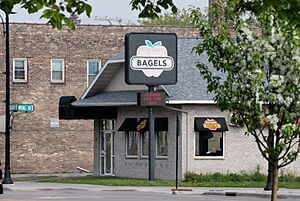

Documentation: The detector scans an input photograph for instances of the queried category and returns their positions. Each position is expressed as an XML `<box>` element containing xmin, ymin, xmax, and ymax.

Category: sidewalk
<box><xmin>3</xmin><ymin>181</ymin><xmax>300</xmax><ymax>199</ymax></box>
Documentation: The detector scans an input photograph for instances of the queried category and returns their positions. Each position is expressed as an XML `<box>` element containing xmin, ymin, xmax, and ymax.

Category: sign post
<box><xmin>125</xmin><ymin>33</ymin><xmax>177</xmax><ymax>180</ymax></box>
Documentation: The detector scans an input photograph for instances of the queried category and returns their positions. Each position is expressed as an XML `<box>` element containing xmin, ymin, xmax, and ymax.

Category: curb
<box><xmin>203</xmin><ymin>191</ymin><xmax>300</xmax><ymax>199</ymax></box>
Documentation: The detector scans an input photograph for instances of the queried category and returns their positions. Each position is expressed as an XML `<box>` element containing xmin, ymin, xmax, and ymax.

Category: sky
<box><xmin>9</xmin><ymin>0</ymin><xmax>208</xmax><ymax>25</ymax></box>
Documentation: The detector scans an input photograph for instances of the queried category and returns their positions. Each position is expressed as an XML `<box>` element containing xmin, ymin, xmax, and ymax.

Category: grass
<box><xmin>16</xmin><ymin>172</ymin><xmax>300</xmax><ymax>189</ymax></box>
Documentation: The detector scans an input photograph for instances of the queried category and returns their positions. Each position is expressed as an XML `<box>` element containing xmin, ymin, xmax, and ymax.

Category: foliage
<box><xmin>184</xmin><ymin>170</ymin><xmax>266</xmax><ymax>183</ymax></box>
<box><xmin>140</xmin><ymin>9</ymin><xmax>194</xmax><ymax>26</ymax></box>
<box><xmin>130</xmin><ymin>0</ymin><xmax>177</xmax><ymax>19</ymax></box>
<box><xmin>190</xmin><ymin>3</ymin><xmax>300</xmax><ymax>201</ymax></box>
<box><xmin>0</xmin><ymin>0</ymin><xmax>92</xmax><ymax>29</ymax></box>
<box><xmin>232</xmin><ymin>0</ymin><xmax>300</xmax><ymax>27</ymax></box>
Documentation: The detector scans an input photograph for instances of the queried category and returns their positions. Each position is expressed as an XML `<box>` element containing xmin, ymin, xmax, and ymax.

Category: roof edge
<box><xmin>80</xmin><ymin>59</ymin><xmax>125</xmax><ymax>99</ymax></box>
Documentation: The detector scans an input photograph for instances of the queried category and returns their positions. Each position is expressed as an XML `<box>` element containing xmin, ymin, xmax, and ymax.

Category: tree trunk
<box><xmin>271</xmin><ymin>162</ymin><xmax>279</xmax><ymax>201</ymax></box>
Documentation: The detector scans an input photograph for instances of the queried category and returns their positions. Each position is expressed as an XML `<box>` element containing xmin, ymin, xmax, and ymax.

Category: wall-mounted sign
<box><xmin>137</xmin><ymin>91</ymin><xmax>166</xmax><ymax>106</ymax></box>
<box><xmin>125</xmin><ymin>33</ymin><xmax>177</xmax><ymax>85</ymax></box>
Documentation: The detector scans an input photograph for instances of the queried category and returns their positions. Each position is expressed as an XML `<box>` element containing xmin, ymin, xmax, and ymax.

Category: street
<box><xmin>1</xmin><ymin>188</ymin><xmax>298</xmax><ymax>201</ymax></box>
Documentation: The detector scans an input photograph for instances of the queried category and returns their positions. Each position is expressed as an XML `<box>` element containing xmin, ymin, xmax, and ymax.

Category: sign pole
<box><xmin>3</xmin><ymin>12</ymin><xmax>13</xmax><ymax>184</ymax></box>
<box><xmin>148</xmin><ymin>85</ymin><xmax>155</xmax><ymax>180</ymax></box>
<box><xmin>175</xmin><ymin>115</ymin><xmax>180</xmax><ymax>189</ymax></box>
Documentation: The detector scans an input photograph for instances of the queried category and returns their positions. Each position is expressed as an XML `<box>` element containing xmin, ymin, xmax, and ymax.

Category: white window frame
<box><xmin>87</xmin><ymin>59</ymin><xmax>101</xmax><ymax>86</ymax></box>
<box><xmin>13</xmin><ymin>58</ymin><xmax>27</xmax><ymax>83</ymax></box>
<box><xmin>51</xmin><ymin>59</ymin><xmax>65</xmax><ymax>83</ymax></box>
<box><xmin>125</xmin><ymin>131</ymin><xmax>138</xmax><ymax>158</ymax></box>
<box><xmin>194</xmin><ymin>131</ymin><xmax>225</xmax><ymax>160</ymax></box>
<box><xmin>140</xmin><ymin>131</ymin><xmax>149</xmax><ymax>158</ymax></box>
<box><xmin>156</xmin><ymin>131</ymin><xmax>168</xmax><ymax>158</ymax></box>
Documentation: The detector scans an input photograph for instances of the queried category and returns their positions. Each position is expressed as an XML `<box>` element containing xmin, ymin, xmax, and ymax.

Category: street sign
<box><xmin>125</xmin><ymin>32</ymin><xmax>177</xmax><ymax>85</ymax></box>
<box><xmin>10</xmin><ymin>103</ymin><xmax>34</xmax><ymax>113</ymax></box>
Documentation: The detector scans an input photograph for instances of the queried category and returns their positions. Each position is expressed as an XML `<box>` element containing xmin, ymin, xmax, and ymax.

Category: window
<box><xmin>51</xmin><ymin>59</ymin><xmax>64</xmax><ymax>83</ymax></box>
<box><xmin>195</xmin><ymin>131</ymin><xmax>224</xmax><ymax>157</ymax></box>
<box><xmin>13</xmin><ymin>58</ymin><xmax>27</xmax><ymax>82</ymax></box>
<box><xmin>156</xmin><ymin>131</ymin><xmax>168</xmax><ymax>157</ymax></box>
<box><xmin>126</xmin><ymin>131</ymin><xmax>138</xmax><ymax>157</ymax></box>
<box><xmin>87</xmin><ymin>60</ymin><xmax>101</xmax><ymax>86</ymax></box>
<box><xmin>141</xmin><ymin>131</ymin><xmax>149</xmax><ymax>157</ymax></box>
<box><xmin>141</xmin><ymin>131</ymin><xmax>168</xmax><ymax>157</ymax></box>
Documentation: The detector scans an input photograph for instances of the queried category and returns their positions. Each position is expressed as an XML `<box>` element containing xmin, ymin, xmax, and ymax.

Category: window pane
<box><xmin>88</xmin><ymin>75</ymin><xmax>96</xmax><ymax>85</ymax></box>
<box><xmin>15</xmin><ymin>70</ymin><xmax>25</xmax><ymax>79</ymax></box>
<box><xmin>157</xmin><ymin>131</ymin><xmax>168</xmax><ymax>156</ymax></box>
<box><xmin>195</xmin><ymin>132</ymin><xmax>223</xmax><ymax>157</ymax></box>
<box><xmin>52</xmin><ymin>61</ymin><xmax>62</xmax><ymax>71</ymax></box>
<box><xmin>126</xmin><ymin>132</ymin><xmax>138</xmax><ymax>156</ymax></box>
<box><xmin>89</xmin><ymin>62</ymin><xmax>99</xmax><ymax>74</ymax></box>
<box><xmin>52</xmin><ymin>71</ymin><xmax>62</xmax><ymax>80</ymax></box>
<box><xmin>141</xmin><ymin>132</ymin><xmax>149</xmax><ymax>156</ymax></box>
<box><xmin>15</xmin><ymin>61</ymin><xmax>24</xmax><ymax>69</ymax></box>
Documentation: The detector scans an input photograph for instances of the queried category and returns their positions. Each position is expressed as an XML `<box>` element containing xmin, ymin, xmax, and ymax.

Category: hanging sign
<box><xmin>125</xmin><ymin>32</ymin><xmax>177</xmax><ymax>85</ymax></box>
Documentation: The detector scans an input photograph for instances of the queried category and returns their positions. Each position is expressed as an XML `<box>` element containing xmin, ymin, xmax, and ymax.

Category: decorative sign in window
<box><xmin>203</xmin><ymin>119</ymin><xmax>221</xmax><ymax>131</ymax></box>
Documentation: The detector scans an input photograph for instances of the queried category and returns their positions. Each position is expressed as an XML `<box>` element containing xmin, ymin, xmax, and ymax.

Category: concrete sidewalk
<box><xmin>2</xmin><ymin>181</ymin><xmax>300</xmax><ymax>199</ymax></box>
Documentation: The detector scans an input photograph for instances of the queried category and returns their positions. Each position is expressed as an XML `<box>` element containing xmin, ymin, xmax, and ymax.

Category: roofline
<box><xmin>167</xmin><ymin>100</ymin><xmax>215</xmax><ymax>104</ymax></box>
<box><xmin>72</xmin><ymin>99</ymin><xmax>215</xmax><ymax>107</ymax></box>
<box><xmin>72</xmin><ymin>101</ymin><xmax>136</xmax><ymax>107</ymax></box>
<box><xmin>81</xmin><ymin>59</ymin><xmax>125</xmax><ymax>99</ymax></box>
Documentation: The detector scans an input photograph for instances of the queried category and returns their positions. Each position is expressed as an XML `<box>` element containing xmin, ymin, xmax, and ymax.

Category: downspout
<box><xmin>163</xmin><ymin>106</ymin><xmax>189</xmax><ymax>177</ymax></box>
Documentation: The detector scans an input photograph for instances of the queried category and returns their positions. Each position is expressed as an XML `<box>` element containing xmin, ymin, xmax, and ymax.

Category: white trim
<box><xmin>193</xmin><ymin>131</ymin><xmax>225</xmax><ymax>159</ymax></box>
<box><xmin>13</xmin><ymin>58</ymin><xmax>27</xmax><ymax>83</ymax></box>
<box><xmin>51</xmin><ymin>59</ymin><xmax>65</xmax><ymax>83</ymax></box>
<box><xmin>156</xmin><ymin>131</ymin><xmax>168</xmax><ymax>158</ymax></box>
<box><xmin>71</xmin><ymin>101</ymin><xmax>137</xmax><ymax>107</ymax></box>
<box><xmin>81</xmin><ymin>59</ymin><xmax>124</xmax><ymax>99</ymax></box>
<box><xmin>87</xmin><ymin>59</ymin><xmax>101</xmax><ymax>87</ymax></box>
<box><xmin>125</xmin><ymin>131</ymin><xmax>138</xmax><ymax>158</ymax></box>
<box><xmin>167</xmin><ymin>100</ymin><xmax>215</xmax><ymax>104</ymax></box>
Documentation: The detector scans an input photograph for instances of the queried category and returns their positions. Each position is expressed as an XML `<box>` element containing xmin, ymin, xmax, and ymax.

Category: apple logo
<box><xmin>130</xmin><ymin>40</ymin><xmax>173</xmax><ymax>77</ymax></box>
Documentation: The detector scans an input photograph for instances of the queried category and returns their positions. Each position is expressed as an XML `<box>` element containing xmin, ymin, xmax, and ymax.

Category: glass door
<box><xmin>100</xmin><ymin>120</ymin><xmax>115</xmax><ymax>175</ymax></box>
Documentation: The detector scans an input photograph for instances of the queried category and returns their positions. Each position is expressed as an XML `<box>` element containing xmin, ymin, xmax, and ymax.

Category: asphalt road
<box><xmin>1</xmin><ymin>188</ymin><xmax>299</xmax><ymax>201</ymax></box>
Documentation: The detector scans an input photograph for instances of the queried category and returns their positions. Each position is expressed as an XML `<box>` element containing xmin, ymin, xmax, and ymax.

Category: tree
<box><xmin>130</xmin><ymin>0</ymin><xmax>177</xmax><ymax>19</ymax></box>
<box><xmin>190</xmin><ymin>6</ymin><xmax>300</xmax><ymax>201</ymax></box>
<box><xmin>0</xmin><ymin>0</ymin><xmax>92</xmax><ymax>29</ymax></box>
<box><xmin>232</xmin><ymin>0</ymin><xmax>300</xmax><ymax>27</ymax></box>
<box><xmin>139</xmin><ymin>9</ymin><xmax>194</xmax><ymax>26</ymax></box>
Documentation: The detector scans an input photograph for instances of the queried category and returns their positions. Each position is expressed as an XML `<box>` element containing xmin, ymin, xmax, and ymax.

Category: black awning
<box><xmin>118</xmin><ymin>118</ymin><xmax>138</xmax><ymax>131</ymax></box>
<box><xmin>118</xmin><ymin>117</ymin><xmax>168</xmax><ymax>132</ymax></box>
<box><xmin>136</xmin><ymin>118</ymin><xmax>168</xmax><ymax>132</ymax></box>
<box><xmin>194</xmin><ymin>117</ymin><xmax>228</xmax><ymax>132</ymax></box>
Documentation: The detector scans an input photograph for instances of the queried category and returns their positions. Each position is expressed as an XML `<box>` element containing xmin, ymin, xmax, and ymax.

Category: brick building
<box><xmin>0</xmin><ymin>23</ymin><xmax>197</xmax><ymax>175</ymax></box>
<box><xmin>1</xmin><ymin>23</ymin><xmax>300</xmax><ymax>180</ymax></box>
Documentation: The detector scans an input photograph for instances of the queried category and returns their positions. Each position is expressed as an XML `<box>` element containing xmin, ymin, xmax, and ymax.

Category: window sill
<box><xmin>194</xmin><ymin>156</ymin><xmax>225</xmax><ymax>160</ymax></box>
<box><xmin>125</xmin><ymin>156</ymin><xmax>138</xmax><ymax>159</ymax></box>
<box><xmin>13</xmin><ymin>80</ymin><xmax>27</xmax><ymax>83</ymax></box>
<box><xmin>51</xmin><ymin>81</ymin><xmax>65</xmax><ymax>84</ymax></box>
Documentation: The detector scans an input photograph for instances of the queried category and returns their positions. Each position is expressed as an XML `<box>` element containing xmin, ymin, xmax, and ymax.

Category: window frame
<box><xmin>140</xmin><ymin>131</ymin><xmax>149</xmax><ymax>158</ymax></box>
<box><xmin>87</xmin><ymin>59</ymin><xmax>101</xmax><ymax>86</ymax></box>
<box><xmin>13</xmin><ymin>58</ymin><xmax>27</xmax><ymax>83</ymax></box>
<box><xmin>156</xmin><ymin>131</ymin><xmax>168</xmax><ymax>158</ymax></box>
<box><xmin>125</xmin><ymin>131</ymin><xmax>138</xmax><ymax>158</ymax></box>
<box><xmin>51</xmin><ymin>59</ymin><xmax>65</xmax><ymax>83</ymax></box>
<box><xmin>194</xmin><ymin>131</ymin><xmax>225</xmax><ymax>160</ymax></box>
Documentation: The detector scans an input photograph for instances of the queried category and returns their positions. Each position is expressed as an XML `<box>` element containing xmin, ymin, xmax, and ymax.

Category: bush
<box><xmin>184</xmin><ymin>168</ymin><xmax>266</xmax><ymax>183</ymax></box>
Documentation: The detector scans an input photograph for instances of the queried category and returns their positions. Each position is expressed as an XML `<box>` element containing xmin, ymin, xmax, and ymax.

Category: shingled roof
<box><xmin>72</xmin><ymin>38</ymin><xmax>219</xmax><ymax>107</ymax></box>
